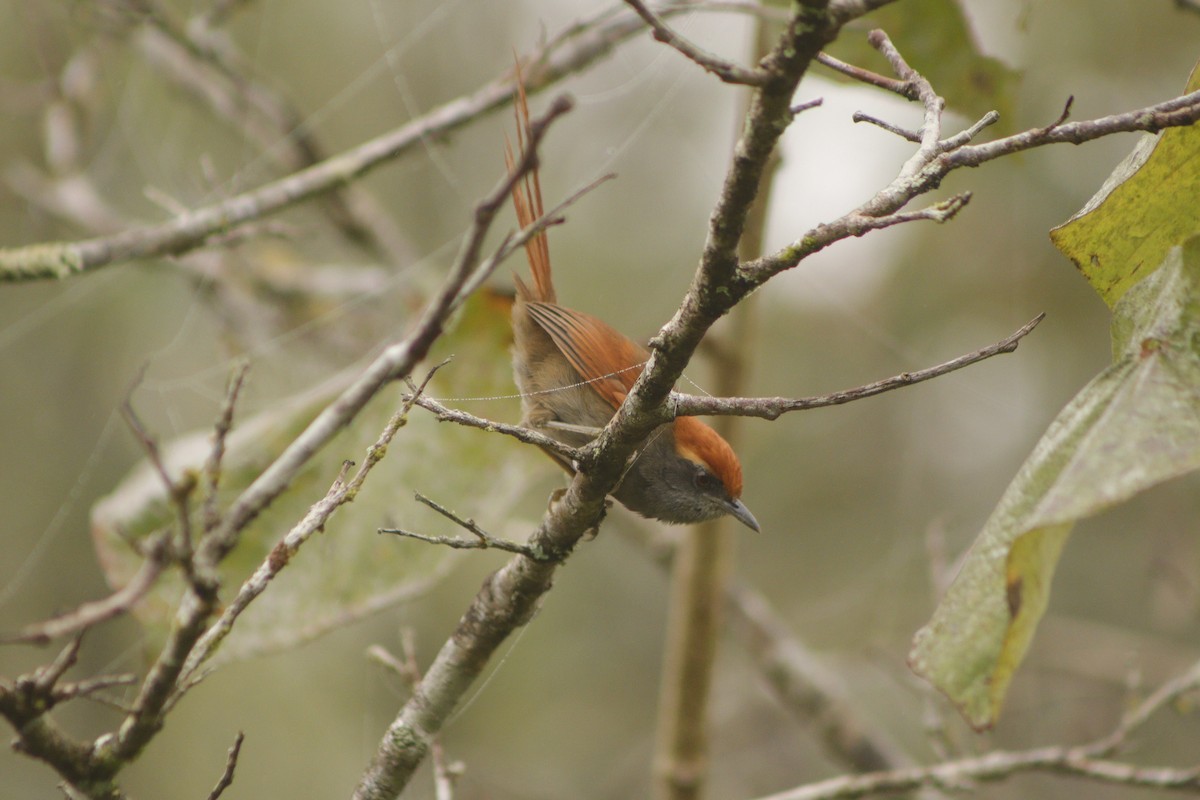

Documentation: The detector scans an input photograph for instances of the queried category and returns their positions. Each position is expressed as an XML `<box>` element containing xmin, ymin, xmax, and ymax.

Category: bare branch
<box><xmin>1085</xmin><ymin>658</ymin><xmax>1200</xmax><ymax>756</ymax></box>
<box><xmin>121</xmin><ymin>374</ymin><xmax>197</xmax><ymax>566</ymax></box>
<box><xmin>50</xmin><ymin>674</ymin><xmax>138</xmax><ymax>706</ymax></box>
<box><xmin>672</xmin><ymin>313</ymin><xmax>1043</xmax><ymax>420</ymax></box>
<box><xmin>817</xmin><ymin>51</ymin><xmax>917</xmax><ymax>98</ymax></box>
<box><xmin>743</xmin><ymin>82</ymin><xmax>1200</xmax><ymax>282</ymax></box>
<box><xmin>936</xmin><ymin>110</ymin><xmax>1001</xmax><ymax>151</ymax></box>
<box><xmin>789</xmin><ymin>97</ymin><xmax>825</xmax><ymax>116</ymax></box>
<box><xmin>202</xmin><ymin>361</ymin><xmax>249</xmax><ymax>536</ymax></box>
<box><xmin>0</xmin><ymin>7</ymin><xmax>670</xmax><ymax>283</ymax></box>
<box><xmin>852</xmin><ymin>110</ymin><xmax>920</xmax><ymax>141</ymax></box>
<box><xmin>380</xmin><ymin>492</ymin><xmax>559</xmax><ymax>563</ymax></box>
<box><xmin>1</xmin><ymin>535</ymin><xmax>169</xmax><ymax>645</ymax></box>
<box><xmin>864</xmin><ymin>30</ymin><xmax>946</xmax><ymax>180</ymax></box>
<box><xmin>354</xmin><ymin>9</ymin><xmax>861</xmax><ymax>797</ymax></box>
<box><xmin>622</xmin><ymin>521</ymin><xmax>917</xmax><ymax>776</ymax></box>
<box><xmin>33</xmin><ymin>637</ymin><xmax>84</xmax><ymax>695</ymax></box>
<box><xmin>753</xmin><ymin>749</ymin><xmax>1200</xmax><ymax>800</ymax></box>
<box><xmin>367</xmin><ymin>636</ymin><xmax>463</xmax><ymax>800</ymax></box>
<box><xmin>179</xmin><ymin>361</ymin><xmax>446</xmax><ymax>683</ymax></box>
<box><xmin>197</xmin><ymin>95</ymin><xmax>573</xmax><ymax>573</ymax></box>
<box><xmin>132</xmin><ymin>0</ymin><xmax>414</xmax><ymax>264</ymax></box>
<box><xmin>205</xmin><ymin>731</ymin><xmax>245</xmax><ymax>800</ymax></box>
<box><xmin>457</xmin><ymin>171</ymin><xmax>616</xmax><ymax>307</ymax></box>
<box><xmin>624</xmin><ymin>0</ymin><xmax>769</xmax><ymax>85</ymax></box>
<box><xmin>946</xmin><ymin>90</ymin><xmax>1200</xmax><ymax>164</ymax></box>
<box><xmin>97</xmin><ymin>101</ymin><xmax>571</xmax><ymax>762</ymax></box>
<box><xmin>408</xmin><ymin>393</ymin><xmax>581</xmax><ymax>463</ymax></box>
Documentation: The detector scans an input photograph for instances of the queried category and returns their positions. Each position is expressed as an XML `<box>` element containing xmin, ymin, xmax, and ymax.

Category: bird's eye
<box><xmin>693</xmin><ymin>469</ymin><xmax>720</xmax><ymax>492</ymax></box>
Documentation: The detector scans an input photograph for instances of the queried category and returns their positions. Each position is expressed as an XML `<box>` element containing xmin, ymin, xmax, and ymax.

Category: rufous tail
<box><xmin>505</xmin><ymin>60</ymin><xmax>555</xmax><ymax>304</ymax></box>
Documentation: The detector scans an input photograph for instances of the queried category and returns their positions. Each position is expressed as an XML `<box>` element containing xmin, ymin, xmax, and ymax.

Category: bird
<box><xmin>504</xmin><ymin>75</ymin><xmax>759</xmax><ymax>533</ymax></box>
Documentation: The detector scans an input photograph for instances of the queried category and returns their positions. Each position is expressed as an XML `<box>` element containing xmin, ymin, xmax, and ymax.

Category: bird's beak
<box><xmin>724</xmin><ymin>498</ymin><xmax>761</xmax><ymax>533</ymax></box>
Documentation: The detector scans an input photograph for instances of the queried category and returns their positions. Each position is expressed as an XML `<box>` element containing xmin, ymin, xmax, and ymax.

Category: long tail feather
<box><xmin>505</xmin><ymin>60</ymin><xmax>555</xmax><ymax>304</ymax></box>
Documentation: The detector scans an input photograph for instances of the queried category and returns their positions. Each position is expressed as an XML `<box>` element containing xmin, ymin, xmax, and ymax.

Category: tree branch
<box><xmin>352</xmin><ymin>6</ymin><xmax>854</xmax><ymax>798</ymax></box>
<box><xmin>754</xmin><ymin>749</ymin><xmax>1200</xmax><ymax>800</ymax></box>
<box><xmin>178</xmin><ymin>363</ymin><xmax>435</xmax><ymax>685</ymax></box>
<box><xmin>408</xmin><ymin>394</ymin><xmax>581</xmax><ymax>463</ymax></box>
<box><xmin>817</xmin><ymin>51</ymin><xmax>916</xmax><ymax>98</ymax></box>
<box><xmin>198</xmin><ymin>95</ymin><xmax>573</xmax><ymax>571</ymax></box>
<box><xmin>380</xmin><ymin>491</ymin><xmax>560</xmax><ymax>563</ymax></box>
<box><xmin>0</xmin><ymin>535</ymin><xmax>169</xmax><ymax>645</ymax></box>
<box><xmin>743</xmin><ymin>32</ymin><xmax>1200</xmax><ymax>283</ymax></box>
<box><xmin>0</xmin><ymin>7</ymin><xmax>635</xmax><ymax>282</ymax></box>
<box><xmin>624</xmin><ymin>0</ymin><xmax>769</xmax><ymax>85</ymax></box>
<box><xmin>670</xmin><ymin>313</ymin><xmax>1044</xmax><ymax>419</ymax></box>
<box><xmin>0</xmin><ymin>1</ymin><xmax>764</xmax><ymax>284</ymax></box>
<box><xmin>204</xmin><ymin>731</ymin><xmax>245</xmax><ymax>800</ymax></box>
<box><xmin>749</xmin><ymin>654</ymin><xmax>1200</xmax><ymax>799</ymax></box>
<box><xmin>624</xmin><ymin>522</ymin><xmax>918</xmax><ymax>776</ymax></box>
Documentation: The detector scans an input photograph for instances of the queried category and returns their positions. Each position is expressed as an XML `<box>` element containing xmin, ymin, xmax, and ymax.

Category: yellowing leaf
<box><xmin>1050</xmin><ymin>61</ymin><xmax>1200</xmax><ymax>306</ymax></box>
<box><xmin>910</xmin><ymin>236</ymin><xmax>1200</xmax><ymax>729</ymax></box>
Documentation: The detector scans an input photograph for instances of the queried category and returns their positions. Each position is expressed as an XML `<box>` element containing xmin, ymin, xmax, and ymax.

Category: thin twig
<box><xmin>205</xmin><ymin>731</ymin><xmax>245</xmax><ymax>800</ymax></box>
<box><xmin>32</xmin><ymin>636</ymin><xmax>84</xmax><ymax>695</ymax></box>
<box><xmin>623</xmin><ymin>0</ymin><xmax>768</xmax><ymax>86</ymax></box>
<box><xmin>408</xmin><ymin>394</ymin><xmax>580</xmax><ymax>463</ymax></box>
<box><xmin>1084</xmin><ymin>658</ymin><xmax>1200</xmax><ymax>757</ymax></box>
<box><xmin>367</xmin><ymin>644</ymin><xmax>413</xmax><ymax>681</ymax></box>
<box><xmin>179</xmin><ymin>362</ymin><xmax>446</xmax><ymax>684</ymax></box>
<box><xmin>852</xmin><ymin>110</ymin><xmax>920</xmax><ymax>142</ymax></box>
<box><xmin>354</xmin><ymin>10</ymin><xmax>868</xmax><ymax>797</ymax></box>
<box><xmin>816</xmin><ymin>51</ymin><xmax>917</xmax><ymax>99</ymax></box>
<box><xmin>937</xmin><ymin>110</ymin><xmax>1001</xmax><ymax>151</ymax></box>
<box><xmin>866</xmin><ymin>30</ymin><xmax>946</xmax><ymax>181</ymax></box>
<box><xmin>457</xmin><ymin>171</ymin><xmax>616</xmax><ymax>307</ymax></box>
<box><xmin>622</xmin><ymin>520</ymin><xmax>915</xmax><ymax>776</ymax></box>
<box><xmin>202</xmin><ymin>361</ymin><xmax>249</xmax><ymax>537</ymax></box>
<box><xmin>0</xmin><ymin>8</ymin><xmax>664</xmax><ymax>282</ymax></box>
<box><xmin>121</xmin><ymin>371</ymin><xmax>197</xmax><ymax>568</ymax></box>
<box><xmin>752</xmin><ymin>749</ymin><xmax>1200</xmax><ymax>800</ymax></box>
<box><xmin>198</xmin><ymin>95</ymin><xmax>572</xmax><ymax>572</ymax></box>
<box><xmin>1</xmin><ymin>535</ymin><xmax>169</xmax><ymax>645</ymax></box>
<box><xmin>50</xmin><ymin>674</ymin><xmax>139</xmax><ymax>705</ymax></box>
<box><xmin>379</xmin><ymin>493</ymin><xmax>559</xmax><ymax>563</ymax></box>
<box><xmin>672</xmin><ymin>312</ymin><xmax>1042</xmax><ymax>420</ymax></box>
<box><xmin>789</xmin><ymin>97</ymin><xmax>824</xmax><ymax>116</ymax></box>
<box><xmin>1038</xmin><ymin>95</ymin><xmax>1075</xmax><ymax>134</ymax></box>
<box><xmin>396</xmin><ymin>633</ymin><xmax>461</xmax><ymax>800</ymax></box>
<box><xmin>748</xmin><ymin>101</ymin><xmax>1200</xmax><ymax>279</ymax></box>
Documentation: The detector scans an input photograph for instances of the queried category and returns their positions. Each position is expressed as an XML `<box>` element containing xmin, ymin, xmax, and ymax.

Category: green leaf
<box><xmin>1050</xmin><ymin>61</ymin><xmax>1200</xmax><ymax>307</ymax></box>
<box><xmin>909</xmin><ymin>236</ymin><xmax>1200</xmax><ymax>729</ymax></box>
<box><xmin>91</xmin><ymin>292</ymin><xmax>540</xmax><ymax>665</ymax></box>
<box><xmin>825</xmin><ymin>0</ymin><xmax>1019</xmax><ymax>126</ymax></box>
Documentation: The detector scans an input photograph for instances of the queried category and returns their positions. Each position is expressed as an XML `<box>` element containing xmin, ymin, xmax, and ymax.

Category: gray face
<box><xmin>611</xmin><ymin>424</ymin><xmax>759</xmax><ymax>531</ymax></box>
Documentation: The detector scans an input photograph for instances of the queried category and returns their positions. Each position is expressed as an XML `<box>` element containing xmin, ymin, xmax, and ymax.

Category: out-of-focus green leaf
<box><xmin>91</xmin><ymin>291</ymin><xmax>540</xmax><ymax>665</ymax></box>
<box><xmin>1050</xmin><ymin>61</ymin><xmax>1200</xmax><ymax>306</ymax></box>
<box><xmin>824</xmin><ymin>0</ymin><xmax>1019</xmax><ymax>126</ymax></box>
<box><xmin>909</xmin><ymin>236</ymin><xmax>1200</xmax><ymax>730</ymax></box>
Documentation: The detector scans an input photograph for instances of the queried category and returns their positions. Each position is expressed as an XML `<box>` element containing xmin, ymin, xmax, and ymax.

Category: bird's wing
<box><xmin>525</xmin><ymin>301</ymin><xmax>649</xmax><ymax>411</ymax></box>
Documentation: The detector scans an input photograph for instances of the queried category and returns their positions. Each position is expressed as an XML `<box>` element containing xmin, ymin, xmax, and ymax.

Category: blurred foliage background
<box><xmin>1</xmin><ymin>1</ymin><xmax>1199</xmax><ymax>798</ymax></box>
